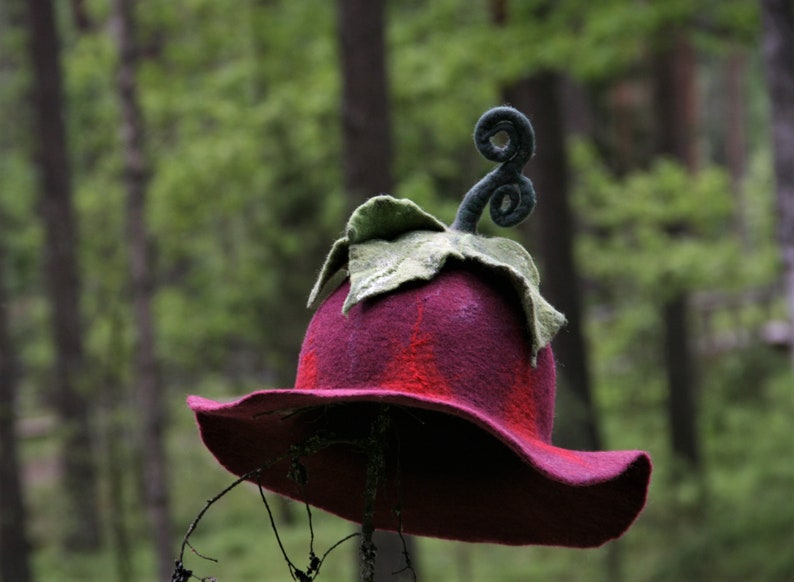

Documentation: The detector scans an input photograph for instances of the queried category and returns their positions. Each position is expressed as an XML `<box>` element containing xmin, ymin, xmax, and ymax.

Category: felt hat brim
<box><xmin>189</xmin><ymin>386</ymin><xmax>651</xmax><ymax>548</ymax></box>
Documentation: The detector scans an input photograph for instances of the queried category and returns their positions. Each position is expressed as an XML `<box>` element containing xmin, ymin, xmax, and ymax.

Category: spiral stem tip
<box><xmin>452</xmin><ymin>107</ymin><xmax>536</xmax><ymax>233</ymax></box>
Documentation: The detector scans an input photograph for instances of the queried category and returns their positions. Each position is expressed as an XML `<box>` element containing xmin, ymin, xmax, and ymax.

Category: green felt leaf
<box><xmin>346</xmin><ymin>195</ymin><xmax>446</xmax><ymax>243</ymax></box>
<box><xmin>307</xmin><ymin>236</ymin><xmax>349</xmax><ymax>308</ymax></box>
<box><xmin>345</xmin><ymin>230</ymin><xmax>565</xmax><ymax>362</ymax></box>
<box><xmin>307</xmin><ymin>195</ymin><xmax>565</xmax><ymax>362</ymax></box>
<box><xmin>308</xmin><ymin>196</ymin><xmax>445</xmax><ymax>307</ymax></box>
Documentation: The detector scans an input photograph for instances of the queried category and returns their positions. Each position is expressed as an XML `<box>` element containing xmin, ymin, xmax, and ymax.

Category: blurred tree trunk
<box><xmin>97</xmin><ymin>304</ymin><xmax>134</xmax><ymax>581</ymax></box>
<box><xmin>112</xmin><ymin>0</ymin><xmax>173</xmax><ymax>579</ymax></box>
<box><xmin>0</xmin><ymin>216</ymin><xmax>33</xmax><ymax>582</ymax></box>
<box><xmin>337</xmin><ymin>1</ymin><xmax>417</xmax><ymax>580</ymax></box>
<box><xmin>248</xmin><ymin>0</ymin><xmax>274</xmax><ymax>100</ymax></box>
<box><xmin>25</xmin><ymin>0</ymin><xmax>102</xmax><ymax>550</ymax></box>
<box><xmin>493</xmin><ymin>0</ymin><xmax>602</xmax><ymax>453</ymax></box>
<box><xmin>504</xmin><ymin>75</ymin><xmax>603</xmax><ymax>453</ymax></box>
<box><xmin>652</xmin><ymin>31</ymin><xmax>701</xmax><ymax>469</ymax></box>
<box><xmin>760</xmin><ymin>0</ymin><xmax>794</xmax><ymax>368</ymax></box>
<box><xmin>69</xmin><ymin>0</ymin><xmax>92</xmax><ymax>32</ymax></box>
<box><xmin>338</xmin><ymin>0</ymin><xmax>393</xmax><ymax>210</ymax></box>
<box><xmin>561</xmin><ymin>77</ymin><xmax>594</xmax><ymax>139</ymax></box>
<box><xmin>724</xmin><ymin>51</ymin><xmax>750</xmax><ymax>250</ymax></box>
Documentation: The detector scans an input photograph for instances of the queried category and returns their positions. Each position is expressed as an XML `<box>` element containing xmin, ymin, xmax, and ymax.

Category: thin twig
<box><xmin>185</xmin><ymin>540</ymin><xmax>218</xmax><ymax>563</ymax></box>
<box><xmin>175</xmin><ymin>425</ymin><xmax>409</xmax><ymax>581</ymax></box>
<box><xmin>312</xmin><ymin>532</ymin><xmax>361</xmax><ymax>579</ymax></box>
<box><xmin>178</xmin><ymin>465</ymin><xmax>267</xmax><ymax>563</ymax></box>
<box><xmin>291</xmin><ymin>458</ymin><xmax>316</xmax><ymax>557</ymax></box>
<box><xmin>258</xmin><ymin>473</ymin><xmax>299</xmax><ymax>580</ymax></box>
<box><xmin>177</xmin><ymin>434</ymin><xmax>360</xmax><ymax>564</ymax></box>
<box><xmin>392</xmin><ymin>431</ymin><xmax>417</xmax><ymax>582</ymax></box>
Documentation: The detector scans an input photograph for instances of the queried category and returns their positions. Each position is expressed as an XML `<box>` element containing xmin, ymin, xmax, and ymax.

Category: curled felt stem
<box><xmin>451</xmin><ymin>106</ymin><xmax>536</xmax><ymax>233</ymax></box>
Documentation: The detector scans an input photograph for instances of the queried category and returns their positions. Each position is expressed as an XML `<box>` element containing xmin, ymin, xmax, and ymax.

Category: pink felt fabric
<box><xmin>189</xmin><ymin>265</ymin><xmax>651</xmax><ymax>547</ymax></box>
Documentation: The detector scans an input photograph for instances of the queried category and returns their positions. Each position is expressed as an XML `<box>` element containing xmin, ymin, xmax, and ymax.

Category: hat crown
<box><xmin>295</xmin><ymin>266</ymin><xmax>556</xmax><ymax>443</ymax></box>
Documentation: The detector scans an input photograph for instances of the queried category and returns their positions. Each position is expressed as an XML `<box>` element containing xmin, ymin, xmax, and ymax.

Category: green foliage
<box><xmin>569</xmin><ymin>122</ymin><xmax>789</xmax><ymax>581</ymax></box>
<box><xmin>389</xmin><ymin>0</ymin><xmax>501</xmax><ymax>216</ymax></box>
<box><xmin>572</xmin><ymin>140</ymin><xmax>777</xmax><ymax>300</ymax></box>
<box><xmin>128</xmin><ymin>0</ymin><xmax>345</xmax><ymax>381</ymax></box>
<box><xmin>640</xmin><ymin>352</ymin><xmax>794</xmax><ymax>582</ymax></box>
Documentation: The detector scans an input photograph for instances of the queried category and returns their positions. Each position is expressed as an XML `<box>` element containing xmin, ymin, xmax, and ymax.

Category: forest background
<box><xmin>1</xmin><ymin>0</ymin><xmax>792</xmax><ymax>581</ymax></box>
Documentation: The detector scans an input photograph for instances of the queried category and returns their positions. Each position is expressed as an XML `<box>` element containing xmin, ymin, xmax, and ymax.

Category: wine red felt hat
<box><xmin>189</xmin><ymin>107</ymin><xmax>651</xmax><ymax>548</ymax></box>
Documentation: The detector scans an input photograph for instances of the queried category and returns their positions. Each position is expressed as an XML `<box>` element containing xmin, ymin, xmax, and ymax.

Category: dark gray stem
<box><xmin>451</xmin><ymin>106</ymin><xmax>537</xmax><ymax>233</ymax></box>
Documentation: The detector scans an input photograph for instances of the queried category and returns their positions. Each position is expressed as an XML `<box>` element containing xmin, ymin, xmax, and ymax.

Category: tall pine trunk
<box><xmin>0</xmin><ymin>215</ymin><xmax>33</xmax><ymax>582</ymax></box>
<box><xmin>114</xmin><ymin>0</ymin><xmax>173</xmax><ymax>580</ymax></box>
<box><xmin>724</xmin><ymin>51</ymin><xmax>750</xmax><ymax>250</ymax></box>
<box><xmin>760</xmin><ymin>0</ymin><xmax>794</xmax><ymax>368</ymax></box>
<box><xmin>337</xmin><ymin>1</ymin><xmax>417</xmax><ymax>580</ymax></box>
<box><xmin>492</xmin><ymin>0</ymin><xmax>602</xmax><ymax>454</ymax></box>
<box><xmin>338</xmin><ymin>0</ymin><xmax>393</xmax><ymax>209</ymax></box>
<box><xmin>112</xmin><ymin>0</ymin><xmax>173</xmax><ymax>579</ymax></box>
<box><xmin>652</xmin><ymin>31</ymin><xmax>701</xmax><ymax>469</ymax></box>
<box><xmin>26</xmin><ymin>0</ymin><xmax>101</xmax><ymax>549</ymax></box>
<box><xmin>505</xmin><ymin>75</ymin><xmax>603</xmax><ymax>453</ymax></box>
